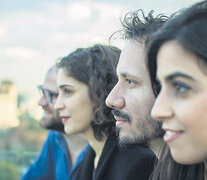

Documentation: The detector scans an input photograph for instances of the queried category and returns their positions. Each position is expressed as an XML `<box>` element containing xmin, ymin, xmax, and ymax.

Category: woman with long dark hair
<box><xmin>147</xmin><ymin>1</ymin><xmax>207</xmax><ymax>179</ymax></box>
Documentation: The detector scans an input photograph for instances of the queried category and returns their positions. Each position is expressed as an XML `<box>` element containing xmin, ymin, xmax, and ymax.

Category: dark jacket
<box><xmin>72</xmin><ymin>134</ymin><xmax>156</xmax><ymax>180</ymax></box>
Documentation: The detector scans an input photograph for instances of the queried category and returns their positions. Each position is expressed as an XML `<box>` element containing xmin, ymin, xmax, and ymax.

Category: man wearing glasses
<box><xmin>21</xmin><ymin>66</ymin><xmax>88</xmax><ymax>180</ymax></box>
<box><xmin>37</xmin><ymin>67</ymin><xmax>60</xmax><ymax>131</ymax></box>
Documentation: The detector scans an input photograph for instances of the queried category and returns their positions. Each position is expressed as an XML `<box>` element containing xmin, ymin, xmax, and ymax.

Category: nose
<box><xmin>54</xmin><ymin>95</ymin><xmax>65</xmax><ymax>111</ymax></box>
<box><xmin>105</xmin><ymin>84</ymin><xmax>125</xmax><ymax>109</ymax></box>
<box><xmin>38</xmin><ymin>95</ymin><xmax>48</xmax><ymax>107</ymax></box>
<box><xmin>151</xmin><ymin>90</ymin><xmax>174</xmax><ymax>122</ymax></box>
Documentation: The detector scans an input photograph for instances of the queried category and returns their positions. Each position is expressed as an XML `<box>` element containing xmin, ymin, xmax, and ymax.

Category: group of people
<box><xmin>21</xmin><ymin>1</ymin><xmax>207</xmax><ymax>179</ymax></box>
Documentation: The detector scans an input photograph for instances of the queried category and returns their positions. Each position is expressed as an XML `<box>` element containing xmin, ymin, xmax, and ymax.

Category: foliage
<box><xmin>0</xmin><ymin>161</ymin><xmax>20</xmax><ymax>180</ymax></box>
<box><xmin>18</xmin><ymin>111</ymin><xmax>45</xmax><ymax>132</ymax></box>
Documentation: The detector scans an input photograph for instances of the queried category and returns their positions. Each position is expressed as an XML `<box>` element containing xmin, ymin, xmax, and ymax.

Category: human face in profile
<box><xmin>55</xmin><ymin>68</ymin><xmax>94</xmax><ymax>136</ymax></box>
<box><xmin>38</xmin><ymin>69</ymin><xmax>61</xmax><ymax>130</ymax></box>
<box><xmin>106</xmin><ymin>39</ymin><xmax>161</xmax><ymax>145</ymax></box>
<box><xmin>152</xmin><ymin>40</ymin><xmax>207</xmax><ymax>164</ymax></box>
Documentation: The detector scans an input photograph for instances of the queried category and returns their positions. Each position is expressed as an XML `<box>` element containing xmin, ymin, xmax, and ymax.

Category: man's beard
<box><xmin>116</xmin><ymin>124</ymin><xmax>150</xmax><ymax>149</ymax></box>
<box><xmin>112</xmin><ymin>109</ymin><xmax>163</xmax><ymax>148</ymax></box>
<box><xmin>48</xmin><ymin>120</ymin><xmax>65</xmax><ymax>133</ymax></box>
<box><xmin>41</xmin><ymin>116</ymin><xmax>65</xmax><ymax>133</ymax></box>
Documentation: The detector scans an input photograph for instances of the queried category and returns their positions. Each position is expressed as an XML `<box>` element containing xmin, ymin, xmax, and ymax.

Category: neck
<box><xmin>62</xmin><ymin>133</ymin><xmax>88</xmax><ymax>166</ymax></box>
<box><xmin>148</xmin><ymin>137</ymin><xmax>163</xmax><ymax>158</ymax></box>
<box><xmin>83</xmin><ymin>128</ymin><xmax>107</xmax><ymax>169</ymax></box>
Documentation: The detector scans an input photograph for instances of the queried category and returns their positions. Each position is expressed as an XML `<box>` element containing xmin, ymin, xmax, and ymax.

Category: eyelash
<box><xmin>63</xmin><ymin>88</ymin><xmax>73</xmax><ymax>95</ymax></box>
<box><xmin>126</xmin><ymin>78</ymin><xmax>136</xmax><ymax>88</ymax></box>
<box><xmin>172</xmin><ymin>81</ymin><xmax>192</xmax><ymax>95</ymax></box>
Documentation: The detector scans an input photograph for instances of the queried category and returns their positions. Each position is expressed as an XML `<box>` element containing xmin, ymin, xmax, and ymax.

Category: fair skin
<box><xmin>38</xmin><ymin>67</ymin><xmax>88</xmax><ymax>165</ymax></box>
<box><xmin>151</xmin><ymin>40</ymin><xmax>207</xmax><ymax>169</ymax></box>
<box><xmin>38</xmin><ymin>68</ymin><xmax>60</xmax><ymax>129</ymax></box>
<box><xmin>106</xmin><ymin>39</ymin><xmax>162</xmax><ymax>154</ymax></box>
<box><xmin>55</xmin><ymin>68</ymin><xmax>106</xmax><ymax>168</ymax></box>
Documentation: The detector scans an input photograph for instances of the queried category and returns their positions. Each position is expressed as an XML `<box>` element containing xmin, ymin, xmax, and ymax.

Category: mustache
<box><xmin>42</xmin><ymin>107</ymin><xmax>52</xmax><ymax>112</ymax></box>
<box><xmin>111</xmin><ymin>109</ymin><xmax>131</xmax><ymax>123</ymax></box>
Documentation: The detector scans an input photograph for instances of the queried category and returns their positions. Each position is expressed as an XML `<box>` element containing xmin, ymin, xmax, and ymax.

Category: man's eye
<box><xmin>51</xmin><ymin>93</ymin><xmax>58</xmax><ymax>98</ymax></box>
<box><xmin>126</xmin><ymin>79</ymin><xmax>136</xmax><ymax>89</ymax></box>
<box><xmin>126</xmin><ymin>79</ymin><xmax>135</xmax><ymax>85</ymax></box>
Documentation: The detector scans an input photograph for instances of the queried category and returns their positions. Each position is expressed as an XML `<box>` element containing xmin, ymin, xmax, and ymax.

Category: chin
<box><xmin>64</xmin><ymin>127</ymin><xmax>77</xmax><ymax>135</ymax></box>
<box><xmin>118</xmin><ymin>131</ymin><xmax>137</xmax><ymax>146</ymax></box>
<box><xmin>171</xmin><ymin>150</ymin><xmax>204</xmax><ymax>165</ymax></box>
<box><xmin>173</xmin><ymin>156</ymin><xmax>195</xmax><ymax>165</ymax></box>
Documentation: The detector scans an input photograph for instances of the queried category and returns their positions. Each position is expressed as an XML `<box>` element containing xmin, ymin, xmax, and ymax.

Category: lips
<box><xmin>114</xmin><ymin>116</ymin><xmax>127</xmax><ymax>127</ymax></box>
<box><xmin>60</xmin><ymin>116</ymin><xmax>70</xmax><ymax>123</ymax></box>
<box><xmin>163</xmin><ymin>129</ymin><xmax>184</xmax><ymax>143</ymax></box>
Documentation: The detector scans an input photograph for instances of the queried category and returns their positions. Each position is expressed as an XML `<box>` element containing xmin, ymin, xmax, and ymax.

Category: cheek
<box><xmin>130</xmin><ymin>88</ymin><xmax>155</xmax><ymax>110</ymax></box>
<box><xmin>127</xmin><ymin>90</ymin><xmax>154</xmax><ymax>121</ymax></box>
<box><xmin>73</xmin><ymin>97</ymin><xmax>93</xmax><ymax>127</ymax></box>
<box><xmin>177</xmin><ymin>96</ymin><xmax>207</xmax><ymax>148</ymax></box>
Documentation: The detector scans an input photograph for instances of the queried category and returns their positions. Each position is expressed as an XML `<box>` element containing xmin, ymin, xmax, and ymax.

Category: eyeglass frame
<box><xmin>37</xmin><ymin>85</ymin><xmax>59</xmax><ymax>104</ymax></box>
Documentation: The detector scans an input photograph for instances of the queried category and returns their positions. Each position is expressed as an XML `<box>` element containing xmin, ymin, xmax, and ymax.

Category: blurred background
<box><xmin>0</xmin><ymin>0</ymin><xmax>199</xmax><ymax>179</ymax></box>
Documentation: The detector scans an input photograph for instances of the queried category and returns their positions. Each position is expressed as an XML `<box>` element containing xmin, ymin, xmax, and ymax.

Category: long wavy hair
<box><xmin>147</xmin><ymin>1</ymin><xmax>207</xmax><ymax>179</ymax></box>
<box><xmin>56</xmin><ymin>44</ymin><xmax>121</xmax><ymax>141</ymax></box>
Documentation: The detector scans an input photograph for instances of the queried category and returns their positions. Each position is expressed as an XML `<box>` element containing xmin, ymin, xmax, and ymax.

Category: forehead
<box><xmin>117</xmin><ymin>39</ymin><xmax>149</xmax><ymax>78</ymax></box>
<box><xmin>157</xmin><ymin>41</ymin><xmax>206</xmax><ymax>80</ymax></box>
<box><xmin>43</xmin><ymin>69</ymin><xmax>58</xmax><ymax>92</ymax></box>
<box><xmin>57</xmin><ymin>68</ymin><xmax>85</xmax><ymax>87</ymax></box>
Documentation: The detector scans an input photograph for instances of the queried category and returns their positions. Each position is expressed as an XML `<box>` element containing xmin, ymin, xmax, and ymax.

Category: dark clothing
<box><xmin>72</xmin><ymin>134</ymin><xmax>156</xmax><ymax>180</ymax></box>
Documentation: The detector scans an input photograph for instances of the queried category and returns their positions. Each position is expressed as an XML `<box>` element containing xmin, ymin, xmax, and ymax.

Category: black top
<box><xmin>72</xmin><ymin>134</ymin><xmax>156</xmax><ymax>180</ymax></box>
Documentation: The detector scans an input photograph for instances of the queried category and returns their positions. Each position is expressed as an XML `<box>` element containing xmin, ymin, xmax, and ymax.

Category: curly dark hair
<box><xmin>56</xmin><ymin>44</ymin><xmax>121</xmax><ymax>140</ymax></box>
<box><xmin>110</xmin><ymin>9</ymin><xmax>169</xmax><ymax>96</ymax></box>
<box><xmin>120</xmin><ymin>10</ymin><xmax>169</xmax><ymax>45</ymax></box>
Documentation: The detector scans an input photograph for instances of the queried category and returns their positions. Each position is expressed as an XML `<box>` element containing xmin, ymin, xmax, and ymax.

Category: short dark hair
<box><xmin>56</xmin><ymin>44</ymin><xmax>121</xmax><ymax>140</ymax></box>
<box><xmin>112</xmin><ymin>9</ymin><xmax>169</xmax><ymax>96</ymax></box>
<box><xmin>148</xmin><ymin>1</ymin><xmax>207</xmax><ymax>180</ymax></box>
<box><xmin>119</xmin><ymin>10</ymin><xmax>169</xmax><ymax>46</ymax></box>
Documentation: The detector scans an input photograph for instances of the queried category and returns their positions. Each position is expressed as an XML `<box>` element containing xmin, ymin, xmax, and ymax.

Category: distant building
<box><xmin>0</xmin><ymin>80</ymin><xmax>20</xmax><ymax>128</ymax></box>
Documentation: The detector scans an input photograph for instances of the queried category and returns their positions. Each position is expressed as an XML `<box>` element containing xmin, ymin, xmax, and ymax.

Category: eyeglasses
<box><xmin>37</xmin><ymin>85</ymin><xmax>59</xmax><ymax>104</ymax></box>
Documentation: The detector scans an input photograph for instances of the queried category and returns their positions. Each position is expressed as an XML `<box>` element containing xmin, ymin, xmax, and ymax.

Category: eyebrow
<box><xmin>59</xmin><ymin>84</ymin><xmax>73</xmax><ymax>89</ymax></box>
<box><xmin>38</xmin><ymin>85</ymin><xmax>58</xmax><ymax>94</ymax></box>
<box><xmin>165</xmin><ymin>72</ymin><xmax>195</xmax><ymax>82</ymax></box>
<box><xmin>120</xmin><ymin>72</ymin><xmax>138</xmax><ymax>80</ymax></box>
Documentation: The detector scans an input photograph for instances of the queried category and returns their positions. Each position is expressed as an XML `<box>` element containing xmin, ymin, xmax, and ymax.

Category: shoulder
<box><xmin>46</xmin><ymin>130</ymin><xmax>65</xmax><ymax>143</ymax></box>
<box><xmin>48</xmin><ymin>130</ymin><xmax>63</xmax><ymax>138</ymax></box>
<box><xmin>113</xmin><ymin>145</ymin><xmax>156</xmax><ymax>180</ymax></box>
<box><xmin>115</xmin><ymin>144</ymin><xmax>156</xmax><ymax>164</ymax></box>
<box><xmin>101</xmin><ymin>144</ymin><xmax>156</xmax><ymax>180</ymax></box>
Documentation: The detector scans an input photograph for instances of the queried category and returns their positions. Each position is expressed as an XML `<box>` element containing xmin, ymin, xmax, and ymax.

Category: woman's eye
<box><xmin>173</xmin><ymin>81</ymin><xmax>191</xmax><ymax>94</ymax></box>
<box><xmin>64</xmin><ymin>88</ymin><xmax>72</xmax><ymax>94</ymax></box>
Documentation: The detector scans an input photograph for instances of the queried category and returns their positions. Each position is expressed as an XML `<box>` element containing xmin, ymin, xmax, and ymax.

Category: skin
<box><xmin>106</xmin><ymin>39</ymin><xmax>161</xmax><ymax>146</ymax></box>
<box><xmin>55</xmin><ymin>68</ymin><xmax>106</xmax><ymax>168</ymax></box>
<box><xmin>152</xmin><ymin>40</ymin><xmax>207</xmax><ymax>165</ymax></box>
<box><xmin>39</xmin><ymin>67</ymin><xmax>88</xmax><ymax>165</ymax></box>
<box><xmin>55</xmin><ymin>68</ymin><xmax>94</xmax><ymax>135</ymax></box>
<box><xmin>38</xmin><ymin>69</ymin><xmax>60</xmax><ymax>129</ymax></box>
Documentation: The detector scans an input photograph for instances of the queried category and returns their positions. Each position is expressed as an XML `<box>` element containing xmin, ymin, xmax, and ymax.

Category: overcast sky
<box><xmin>0</xmin><ymin>0</ymin><xmax>199</xmax><ymax>97</ymax></box>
